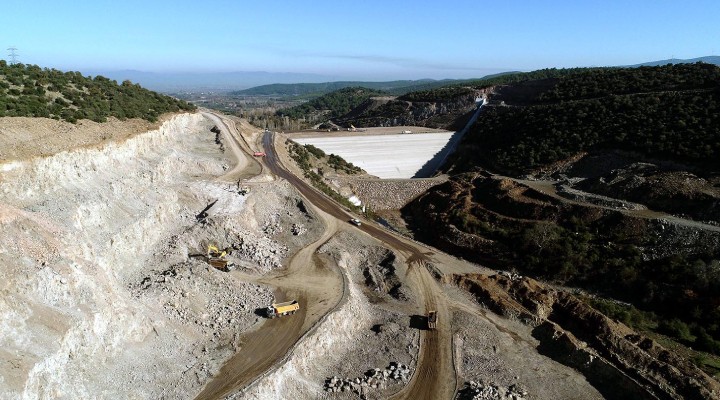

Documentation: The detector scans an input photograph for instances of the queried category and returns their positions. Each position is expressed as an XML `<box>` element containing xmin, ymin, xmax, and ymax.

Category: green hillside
<box><xmin>276</xmin><ymin>87</ymin><xmax>386</xmax><ymax>119</ymax></box>
<box><xmin>449</xmin><ymin>63</ymin><xmax>720</xmax><ymax>175</ymax></box>
<box><xmin>402</xmin><ymin>63</ymin><xmax>720</xmax><ymax>359</ymax></box>
<box><xmin>232</xmin><ymin>79</ymin><xmax>458</xmax><ymax>97</ymax></box>
<box><xmin>0</xmin><ymin>61</ymin><xmax>195</xmax><ymax>123</ymax></box>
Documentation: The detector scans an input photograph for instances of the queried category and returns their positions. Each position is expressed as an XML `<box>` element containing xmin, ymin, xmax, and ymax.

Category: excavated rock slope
<box><xmin>0</xmin><ymin>113</ymin><xmax>320</xmax><ymax>399</ymax></box>
<box><xmin>454</xmin><ymin>274</ymin><xmax>720</xmax><ymax>399</ymax></box>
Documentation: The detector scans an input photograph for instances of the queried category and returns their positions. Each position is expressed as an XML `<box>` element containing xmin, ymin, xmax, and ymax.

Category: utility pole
<box><xmin>7</xmin><ymin>46</ymin><xmax>19</xmax><ymax>64</ymax></box>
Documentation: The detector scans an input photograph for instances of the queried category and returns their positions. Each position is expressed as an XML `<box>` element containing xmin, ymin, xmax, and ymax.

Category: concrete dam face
<box><xmin>293</xmin><ymin>131</ymin><xmax>457</xmax><ymax>179</ymax></box>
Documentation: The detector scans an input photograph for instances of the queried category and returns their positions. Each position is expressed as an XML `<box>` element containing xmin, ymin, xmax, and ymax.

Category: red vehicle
<box><xmin>253</xmin><ymin>151</ymin><xmax>266</xmax><ymax>157</ymax></box>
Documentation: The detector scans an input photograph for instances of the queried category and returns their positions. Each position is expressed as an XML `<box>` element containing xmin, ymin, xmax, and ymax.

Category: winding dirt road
<box><xmin>389</xmin><ymin>260</ymin><xmax>455</xmax><ymax>400</ymax></box>
<box><xmin>195</xmin><ymin>113</ymin><xmax>457</xmax><ymax>399</ymax></box>
<box><xmin>202</xmin><ymin>111</ymin><xmax>262</xmax><ymax>183</ymax></box>
<box><xmin>195</xmin><ymin>220</ymin><xmax>341</xmax><ymax>400</ymax></box>
<box><xmin>264</xmin><ymin>131</ymin><xmax>457</xmax><ymax>399</ymax></box>
<box><xmin>194</xmin><ymin>114</ymin><xmax>343</xmax><ymax>400</ymax></box>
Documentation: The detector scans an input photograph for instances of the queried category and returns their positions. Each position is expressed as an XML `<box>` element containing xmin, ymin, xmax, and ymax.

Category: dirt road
<box><xmin>264</xmin><ymin>131</ymin><xmax>458</xmax><ymax>399</ymax></box>
<box><xmin>195</xmin><ymin>116</ymin><xmax>458</xmax><ymax>399</ymax></box>
<box><xmin>194</xmin><ymin>114</ymin><xmax>344</xmax><ymax>400</ymax></box>
<box><xmin>518</xmin><ymin>178</ymin><xmax>720</xmax><ymax>233</ymax></box>
<box><xmin>390</xmin><ymin>261</ymin><xmax>455</xmax><ymax>400</ymax></box>
<box><xmin>202</xmin><ymin>111</ymin><xmax>262</xmax><ymax>183</ymax></box>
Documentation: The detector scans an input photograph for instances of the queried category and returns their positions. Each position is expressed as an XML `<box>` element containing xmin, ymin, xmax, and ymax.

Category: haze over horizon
<box><xmin>2</xmin><ymin>0</ymin><xmax>719</xmax><ymax>82</ymax></box>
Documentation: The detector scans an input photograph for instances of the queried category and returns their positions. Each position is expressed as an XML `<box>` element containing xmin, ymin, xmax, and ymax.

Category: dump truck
<box><xmin>427</xmin><ymin>310</ymin><xmax>437</xmax><ymax>330</ymax></box>
<box><xmin>266</xmin><ymin>300</ymin><xmax>300</xmax><ymax>319</ymax></box>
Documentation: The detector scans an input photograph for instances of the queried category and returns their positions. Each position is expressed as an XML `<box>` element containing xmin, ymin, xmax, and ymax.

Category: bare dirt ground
<box><xmin>446</xmin><ymin>286</ymin><xmax>604</xmax><ymax>399</ymax></box>
<box><xmin>0</xmin><ymin>115</ymin><xmax>162</xmax><ymax>162</ymax></box>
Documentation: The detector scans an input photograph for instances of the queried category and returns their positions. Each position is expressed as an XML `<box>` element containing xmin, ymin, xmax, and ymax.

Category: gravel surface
<box><xmin>447</xmin><ymin>286</ymin><xmax>603</xmax><ymax>400</ymax></box>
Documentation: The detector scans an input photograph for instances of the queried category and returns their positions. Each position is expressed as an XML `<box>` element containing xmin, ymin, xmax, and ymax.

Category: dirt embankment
<box><xmin>333</xmin><ymin>177</ymin><xmax>447</xmax><ymax>211</ymax></box>
<box><xmin>403</xmin><ymin>172</ymin><xmax>720</xmax><ymax>265</ymax></box>
<box><xmin>453</xmin><ymin>273</ymin><xmax>720</xmax><ymax>399</ymax></box>
<box><xmin>0</xmin><ymin>115</ymin><xmax>162</xmax><ymax>162</ymax></box>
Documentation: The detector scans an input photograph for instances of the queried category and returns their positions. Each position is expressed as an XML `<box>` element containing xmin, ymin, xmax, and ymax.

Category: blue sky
<box><xmin>1</xmin><ymin>0</ymin><xmax>718</xmax><ymax>80</ymax></box>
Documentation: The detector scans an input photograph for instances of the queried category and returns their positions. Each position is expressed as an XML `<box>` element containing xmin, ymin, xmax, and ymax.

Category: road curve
<box><xmin>194</xmin><ymin>119</ymin><xmax>455</xmax><ymax>399</ymax></box>
<box><xmin>263</xmin><ymin>133</ymin><xmax>429</xmax><ymax>262</ymax></box>
<box><xmin>264</xmin><ymin>132</ymin><xmax>456</xmax><ymax>399</ymax></box>
<box><xmin>193</xmin><ymin>115</ymin><xmax>343</xmax><ymax>400</ymax></box>
<box><xmin>202</xmin><ymin>111</ymin><xmax>262</xmax><ymax>183</ymax></box>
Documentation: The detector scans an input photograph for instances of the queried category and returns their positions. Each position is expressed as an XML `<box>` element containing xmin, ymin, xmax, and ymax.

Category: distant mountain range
<box><xmin>79</xmin><ymin>70</ymin><xmax>342</xmax><ymax>92</ymax></box>
<box><xmin>81</xmin><ymin>56</ymin><xmax>720</xmax><ymax>93</ymax></box>
<box><xmin>231</xmin><ymin>79</ymin><xmax>462</xmax><ymax>97</ymax></box>
<box><xmin>628</xmin><ymin>55</ymin><xmax>720</xmax><ymax>67</ymax></box>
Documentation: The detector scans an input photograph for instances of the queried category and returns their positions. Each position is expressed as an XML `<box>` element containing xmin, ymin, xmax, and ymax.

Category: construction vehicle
<box><xmin>427</xmin><ymin>310</ymin><xmax>437</xmax><ymax>330</ymax></box>
<box><xmin>207</xmin><ymin>244</ymin><xmax>229</xmax><ymax>271</ymax></box>
<box><xmin>266</xmin><ymin>300</ymin><xmax>300</xmax><ymax>318</ymax></box>
<box><xmin>253</xmin><ymin>151</ymin><xmax>266</xmax><ymax>157</ymax></box>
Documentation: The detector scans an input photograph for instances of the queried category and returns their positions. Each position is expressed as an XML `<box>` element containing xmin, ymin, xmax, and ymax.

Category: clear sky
<box><xmin>1</xmin><ymin>0</ymin><xmax>718</xmax><ymax>80</ymax></box>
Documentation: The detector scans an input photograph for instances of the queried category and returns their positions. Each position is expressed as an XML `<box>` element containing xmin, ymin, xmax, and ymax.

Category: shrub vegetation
<box><xmin>0</xmin><ymin>60</ymin><xmax>195</xmax><ymax>123</ymax></box>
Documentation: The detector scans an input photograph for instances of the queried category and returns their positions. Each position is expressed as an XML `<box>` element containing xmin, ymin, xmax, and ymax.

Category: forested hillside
<box><xmin>233</xmin><ymin>79</ymin><xmax>445</xmax><ymax>97</ymax></box>
<box><xmin>448</xmin><ymin>63</ymin><xmax>720</xmax><ymax>175</ymax></box>
<box><xmin>276</xmin><ymin>87</ymin><xmax>386</xmax><ymax>120</ymax></box>
<box><xmin>0</xmin><ymin>61</ymin><xmax>195</xmax><ymax>123</ymax></box>
<box><xmin>403</xmin><ymin>63</ymin><xmax>720</xmax><ymax>368</ymax></box>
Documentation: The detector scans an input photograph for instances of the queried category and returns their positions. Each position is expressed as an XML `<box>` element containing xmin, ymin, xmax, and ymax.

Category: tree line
<box><xmin>450</xmin><ymin>63</ymin><xmax>720</xmax><ymax>175</ymax></box>
<box><xmin>0</xmin><ymin>61</ymin><xmax>195</xmax><ymax>123</ymax></box>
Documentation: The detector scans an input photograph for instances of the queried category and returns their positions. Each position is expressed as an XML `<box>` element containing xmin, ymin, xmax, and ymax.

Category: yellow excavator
<box><xmin>207</xmin><ymin>244</ymin><xmax>229</xmax><ymax>271</ymax></box>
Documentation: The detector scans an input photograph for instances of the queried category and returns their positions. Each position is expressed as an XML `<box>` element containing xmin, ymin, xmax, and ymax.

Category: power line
<box><xmin>7</xmin><ymin>46</ymin><xmax>19</xmax><ymax>64</ymax></box>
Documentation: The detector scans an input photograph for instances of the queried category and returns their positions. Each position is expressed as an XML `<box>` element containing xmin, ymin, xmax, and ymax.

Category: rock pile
<box><xmin>334</xmin><ymin>177</ymin><xmax>447</xmax><ymax>211</ymax></box>
<box><xmin>496</xmin><ymin>270</ymin><xmax>522</xmax><ymax>281</ymax></box>
<box><xmin>323</xmin><ymin>362</ymin><xmax>411</xmax><ymax>394</ymax></box>
<box><xmin>131</xmin><ymin>260</ymin><xmax>273</xmax><ymax>336</ymax></box>
<box><xmin>233</xmin><ymin>235</ymin><xmax>287</xmax><ymax>272</ymax></box>
<box><xmin>262</xmin><ymin>212</ymin><xmax>283</xmax><ymax>235</ymax></box>
<box><xmin>290</xmin><ymin>223</ymin><xmax>307</xmax><ymax>236</ymax></box>
<box><xmin>456</xmin><ymin>381</ymin><xmax>528</xmax><ymax>400</ymax></box>
<box><xmin>557</xmin><ymin>184</ymin><xmax>646</xmax><ymax>211</ymax></box>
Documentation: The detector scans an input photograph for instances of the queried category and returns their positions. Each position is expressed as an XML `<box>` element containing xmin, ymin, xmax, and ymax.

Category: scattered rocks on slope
<box><xmin>323</xmin><ymin>362</ymin><xmax>411</xmax><ymax>394</ymax></box>
<box><xmin>334</xmin><ymin>177</ymin><xmax>447</xmax><ymax>211</ymax></box>
<box><xmin>290</xmin><ymin>223</ymin><xmax>307</xmax><ymax>236</ymax></box>
<box><xmin>453</xmin><ymin>273</ymin><xmax>720</xmax><ymax>400</ymax></box>
<box><xmin>130</xmin><ymin>260</ymin><xmax>272</xmax><ymax>335</ymax></box>
<box><xmin>362</xmin><ymin>250</ymin><xmax>408</xmax><ymax>301</ymax></box>
<box><xmin>456</xmin><ymin>381</ymin><xmax>528</xmax><ymax>400</ymax></box>
<box><xmin>232</xmin><ymin>234</ymin><xmax>287</xmax><ymax>271</ymax></box>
